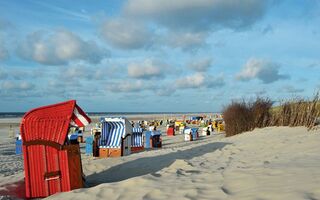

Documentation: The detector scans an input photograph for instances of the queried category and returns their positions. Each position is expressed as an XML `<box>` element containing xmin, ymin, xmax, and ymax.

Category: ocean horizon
<box><xmin>0</xmin><ymin>111</ymin><xmax>221</xmax><ymax>118</ymax></box>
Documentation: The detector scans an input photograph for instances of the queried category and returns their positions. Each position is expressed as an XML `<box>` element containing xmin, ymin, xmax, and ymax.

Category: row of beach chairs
<box><xmin>15</xmin><ymin>100</ymin><xmax>223</xmax><ymax>198</ymax></box>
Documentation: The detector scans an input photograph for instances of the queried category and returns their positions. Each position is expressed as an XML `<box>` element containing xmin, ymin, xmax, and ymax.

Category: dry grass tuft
<box><xmin>223</xmin><ymin>94</ymin><xmax>320</xmax><ymax>137</ymax></box>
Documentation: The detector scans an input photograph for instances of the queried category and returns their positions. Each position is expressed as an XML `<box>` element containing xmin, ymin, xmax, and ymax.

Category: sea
<box><xmin>0</xmin><ymin>112</ymin><xmax>217</xmax><ymax>118</ymax></box>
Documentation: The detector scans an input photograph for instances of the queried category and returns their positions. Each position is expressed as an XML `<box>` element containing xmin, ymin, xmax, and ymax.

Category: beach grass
<box><xmin>223</xmin><ymin>94</ymin><xmax>320</xmax><ymax>137</ymax></box>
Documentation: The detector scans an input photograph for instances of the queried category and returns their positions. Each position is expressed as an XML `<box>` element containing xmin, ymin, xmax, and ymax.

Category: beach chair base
<box><xmin>23</xmin><ymin>144</ymin><xmax>83</xmax><ymax>198</ymax></box>
<box><xmin>185</xmin><ymin>134</ymin><xmax>193</xmax><ymax>141</ymax></box>
<box><xmin>150</xmin><ymin>137</ymin><xmax>162</xmax><ymax>148</ymax></box>
<box><xmin>131</xmin><ymin>146</ymin><xmax>144</xmax><ymax>153</ymax></box>
<box><xmin>99</xmin><ymin>148</ymin><xmax>122</xmax><ymax>158</ymax></box>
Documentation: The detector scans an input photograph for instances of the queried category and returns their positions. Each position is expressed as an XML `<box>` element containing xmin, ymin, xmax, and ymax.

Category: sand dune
<box><xmin>42</xmin><ymin>126</ymin><xmax>320</xmax><ymax>200</ymax></box>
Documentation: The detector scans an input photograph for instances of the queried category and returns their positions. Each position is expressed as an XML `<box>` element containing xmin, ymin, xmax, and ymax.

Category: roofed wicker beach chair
<box><xmin>20</xmin><ymin>100</ymin><xmax>91</xmax><ymax>198</ymax></box>
<box><xmin>98</xmin><ymin>117</ymin><xmax>132</xmax><ymax>158</ymax></box>
<box><xmin>131</xmin><ymin>127</ymin><xmax>144</xmax><ymax>152</ymax></box>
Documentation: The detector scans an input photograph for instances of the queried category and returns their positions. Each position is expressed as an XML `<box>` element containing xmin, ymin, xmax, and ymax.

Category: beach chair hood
<box><xmin>20</xmin><ymin>100</ymin><xmax>91</xmax><ymax>145</ymax></box>
<box><xmin>99</xmin><ymin>117</ymin><xmax>132</xmax><ymax>148</ymax></box>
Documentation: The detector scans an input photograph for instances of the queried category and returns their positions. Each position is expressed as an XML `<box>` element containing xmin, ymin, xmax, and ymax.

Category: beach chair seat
<box><xmin>145</xmin><ymin>131</ymin><xmax>162</xmax><ymax>148</ymax></box>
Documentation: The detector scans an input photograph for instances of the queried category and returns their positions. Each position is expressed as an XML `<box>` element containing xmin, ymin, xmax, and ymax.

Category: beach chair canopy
<box><xmin>191</xmin><ymin>128</ymin><xmax>199</xmax><ymax>133</ymax></box>
<box><xmin>20</xmin><ymin>100</ymin><xmax>91</xmax><ymax>145</ymax></box>
<box><xmin>175</xmin><ymin>121</ymin><xmax>183</xmax><ymax>126</ymax></box>
<box><xmin>184</xmin><ymin>128</ymin><xmax>191</xmax><ymax>134</ymax></box>
<box><xmin>99</xmin><ymin>117</ymin><xmax>132</xmax><ymax>148</ymax></box>
<box><xmin>132</xmin><ymin>127</ymin><xmax>143</xmax><ymax>147</ymax></box>
<box><xmin>151</xmin><ymin>130</ymin><xmax>161</xmax><ymax>136</ymax></box>
<box><xmin>190</xmin><ymin>116</ymin><xmax>197</xmax><ymax>120</ymax></box>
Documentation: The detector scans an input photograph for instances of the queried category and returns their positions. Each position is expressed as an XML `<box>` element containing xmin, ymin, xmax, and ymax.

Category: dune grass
<box><xmin>223</xmin><ymin>94</ymin><xmax>320</xmax><ymax>137</ymax></box>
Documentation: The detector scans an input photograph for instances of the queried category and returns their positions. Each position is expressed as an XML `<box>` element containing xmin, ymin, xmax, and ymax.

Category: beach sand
<box><xmin>0</xmin><ymin>116</ymin><xmax>319</xmax><ymax>200</ymax></box>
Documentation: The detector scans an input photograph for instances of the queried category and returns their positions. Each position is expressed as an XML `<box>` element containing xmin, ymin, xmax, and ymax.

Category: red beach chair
<box><xmin>20</xmin><ymin>100</ymin><xmax>91</xmax><ymax>198</ymax></box>
<box><xmin>167</xmin><ymin>125</ymin><xmax>175</xmax><ymax>136</ymax></box>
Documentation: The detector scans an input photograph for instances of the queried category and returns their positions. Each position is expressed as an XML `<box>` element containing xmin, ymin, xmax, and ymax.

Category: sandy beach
<box><xmin>0</xmin><ymin>115</ymin><xmax>319</xmax><ymax>200</ymax></box>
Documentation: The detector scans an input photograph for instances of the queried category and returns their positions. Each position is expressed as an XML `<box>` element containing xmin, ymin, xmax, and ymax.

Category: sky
<box><xmin>0</xmin><ymin>0</ymin><xmax>320</xmax><ymax>112</ymax></box>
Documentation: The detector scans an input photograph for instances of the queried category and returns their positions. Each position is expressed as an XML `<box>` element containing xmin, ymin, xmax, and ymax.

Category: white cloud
<box><xmin>127</xmin><ymin>59</ymin><xmax>165</xmax><ymax>79</ymax></box>
<box><xmin>17</xmin><ymin>29</ymin><xmax>109</xmax><ymax>65</ymax></box>
<box><xmin>176</xmin><ymin>73</ymin><xmax>205</xmax><ymax>89</ymax></box>
<box><xmin>175</xmin><ymin>73</ymin><xmax>225</xmax><ymax>89</ymax></box>
<box><xmin>0</xmin><ymin>68</ymin><xmax>8</xmax><ymax>80</ymax></box>
<box><xmin>236</xmin><ymin>58</ymin><xmax>289</xmax><ymax>84</ymax></box>
<box><xmin>155</xmin><ymin>87</ymin><xmax>176</xmax><ymax>96</ymax></box>
<box><xmin>0</xmin><ymin>81</ymin><xmax>35</xmax><ymax>91</ymax></box>
<box><xmin>107</xmin><ymin>80</ymin><xmax>156</xmax><ymax>93</ymax></box>
<box><xmin>0</xmin><ymin>67</ymin><xmax>48</xmax><ymax>80</ymax></box>
<box><xmin>124</xmin><ymin>0</ymin><xmax>271</xmax><ymax>31</ymax></box>
<box><xmin>280</xmin><ymin>85</ymin><xmax>304</xmax><ymax>93</ymax></box>
<box><xmin>206</xmin><ymin>75</ymin><xmax>225</xmax><ymax>88</ymax></box>
<box><xmin>187</xmin><ymin>58</ymin><xmax>212</xmax><ymax>72</ymax></box>
<box><xmin>59</xmin><ymin>65</ymin><xmax>107</xmax><ymax>81</ymax></box>
<box><xmin>0</xmin><ymin>44</ymin><xmax>9</xmax><ymax>60</ymax></box>
<box><xmin>100</xmin><ymin>18</ymin><xmax>153</xmax><ymax>49</ymax></box>
<box><xmin>166</xmin><ymin>32</ymin><xmax>207</xmax><ymax>51</ymax></box>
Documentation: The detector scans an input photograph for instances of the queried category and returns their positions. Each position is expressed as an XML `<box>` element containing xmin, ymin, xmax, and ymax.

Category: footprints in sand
<box><xmin>0</xmin><ymin>141</ymin><xmax>23</xmax><ymax>177</ymax></box>
<box><xmin>176</xmin><ymin>169</ymin><xmax>201</xmax><ymax>177</ymax></box>
<box><xmin>151</xmin><ymin>172</ymin><xmax>162</xmax><ymax>177</ymax></box>
<box><xmin>264</xmin><ymin>161</ymin><xmax>270</xmax><ymax>165</ymax></box>
<box><xmin>221</xmin><ymin>186</ymin><xmax>232</xmax><ymax>195</ymax></box>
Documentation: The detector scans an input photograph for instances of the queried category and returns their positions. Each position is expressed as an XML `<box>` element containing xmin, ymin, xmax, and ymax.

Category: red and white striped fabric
<box><xmin>70</xmin><ymin>104</ymin><xmax>91</xmax><ymax>127</ymax></box>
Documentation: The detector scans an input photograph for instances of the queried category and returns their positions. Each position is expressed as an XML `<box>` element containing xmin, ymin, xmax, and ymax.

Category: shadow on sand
<box><xmin>0</xmin><ymin>180</ymin><xmax>25</xmax><ymax>199</ymax></box>
<box><xmin>86</xmin><ymin>142</ymin><xmax>230</xmax><ymax>186</ymax></box>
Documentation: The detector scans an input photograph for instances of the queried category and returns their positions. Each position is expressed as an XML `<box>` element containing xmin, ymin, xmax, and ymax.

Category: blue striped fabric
<box><xmin>99</xmin><ymin>121</ymin><xmax>125</xmax><ymax>148</ymax></box>
<box><xmin>132</xmin><ymin>127</ymin><xmax>143</xmax><ymax>147</ymax></box>
<box><xmin>131</xmin><ymin>132</ymin><xmax>143</xmax><ymax>147</ymax></box>
<box><xmin>132</xmin><ymin>127</ymin><xmax>143</xmax><ymax>133</ymax></box>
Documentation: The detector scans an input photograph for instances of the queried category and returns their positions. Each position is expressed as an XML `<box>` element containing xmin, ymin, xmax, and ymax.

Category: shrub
<box><xmin>251</xmin><ymin>97</ymin><xmax>273</xmax><ymax>128</ymax></box>
<box><xmin>270</xmin><ymin>94</ymin><xmax>320</xmax><ymax>129</ymax></box>
<box><xmin>223</xmin><ymin>100</ymin><xmax>253</xmax><ymax>137</ymax></box>
<box><xmin>223</xmin><ymin>94</ymin><xmax>320</xmax><ymax>137</ymax></box>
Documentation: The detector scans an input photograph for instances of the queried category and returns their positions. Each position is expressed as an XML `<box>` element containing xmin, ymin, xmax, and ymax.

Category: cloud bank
<box><xmin>18</xmin><ymin>29</ymin><xmax>109</xmax><ymax>65</ymax></box>
<box><xmin>236</xmin><ymin>58</ymin><xmax>289</xmax><ymax>84</ymax></box>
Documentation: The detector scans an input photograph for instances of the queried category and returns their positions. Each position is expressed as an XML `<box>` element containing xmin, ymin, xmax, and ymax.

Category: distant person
<box><xmin>206</xmin><ymin>127</ymin><xmax>211</xmax><ymax>136</ymax></box>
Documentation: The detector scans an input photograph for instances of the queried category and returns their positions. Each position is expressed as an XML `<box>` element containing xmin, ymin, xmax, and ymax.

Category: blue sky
<box><xmin>0</xmin><ymin>0</ymin><xmax>319</xmax><ymax>112</ymax></box>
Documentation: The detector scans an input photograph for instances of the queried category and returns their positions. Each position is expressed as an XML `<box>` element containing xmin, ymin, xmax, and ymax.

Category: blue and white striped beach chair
<box><xmin>98</xmin><ymin>117</ymin><xmax>132</xmax><ymax>157</ymax></box>
<box><xmin>131</xmin><ymin>127</ymin><xmax>144</xmax><ymax>152</ymax></box>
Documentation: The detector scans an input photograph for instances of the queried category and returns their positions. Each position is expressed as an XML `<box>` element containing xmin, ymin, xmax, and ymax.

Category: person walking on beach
<box><xmin>206</xmin><ymin>127</ymin><xmax>211</xmax><ymax>136</ymax></box>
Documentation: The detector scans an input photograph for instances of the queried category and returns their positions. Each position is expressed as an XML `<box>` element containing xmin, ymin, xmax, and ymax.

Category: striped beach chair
<box><xmin>131</xmin><ymin>127</ymin><xmax>144</xmax><ymax>152</ymax></box>
<box><xmin>184</xmin><ymin>128</ymin><xmax>192</xmax><ymax>141</ymax></box>
<box><xmin>98</xmin><ymin>117</ymin><xmax>132</xmax><ymax>158</ymax></box>
<box><xmin>145</xmin><ymin>130</ymin><xmax>162</xmax><ymax>148</ymax></box>
<box><xmin>184</xmin><ymin>127</ymin><xmax>199</xmax><ymax>141</ymax></box>
<box><xmin>191</xmin><ymin>128</ymin><xmax>199</xmax><ymax>140</ymax></box>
